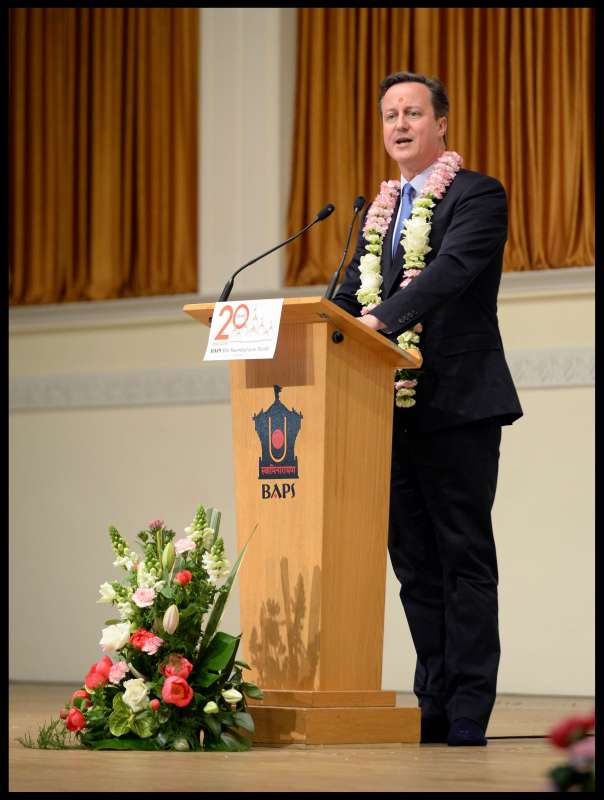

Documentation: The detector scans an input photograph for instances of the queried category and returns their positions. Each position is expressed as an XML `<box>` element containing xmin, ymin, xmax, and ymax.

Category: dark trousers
<box><xmin>388</xmin><ymin>417</ymin><xmax>502</xmax><ymax>732</ymax></box>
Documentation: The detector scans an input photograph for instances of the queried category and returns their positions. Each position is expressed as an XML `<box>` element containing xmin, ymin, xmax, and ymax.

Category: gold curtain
<box><xmin>9</xmin><ymin>8</ymin><xmax>198</xmax><ymax>305</ymax></box>
<box><xmin>286</xmin><ymin>7</ymin><xmax>594</xmax><ymax>284</ymax></box>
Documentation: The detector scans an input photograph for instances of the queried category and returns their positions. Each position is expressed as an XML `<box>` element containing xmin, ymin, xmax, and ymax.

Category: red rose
<box><xmin>66</xmin><ymin>707</ymin><xmax>87</xmax><ymax>732</ymax></box>
<box><xmin>84</xmin><ymin>655</ymin><xmax>113</xmax><ymax>690</ymax></box>
<box><xmin>549</xmin><ymin>715</ymin><xmax>589</xmax><ymax>748</ymax></box>
<box><xmin>130</xmin><ymin>629</ymin><xmax>153</xmax><ymax>650</ymax></box>
<box><xmin>150</xmin><ymin>699</ymin><xmax>161</xmax><ymax>712</ymax></box>
<box><xmin>85</xmin><ymin>669</ymin><xmax>106</xmax><ymax>691</ymax></box>
<box><xmin>71</xmin><ymin>689</ymin><xmax>92</xmax><ymax>709</ymax></box>
<box><xmin>95</xmin><ymin>656</ymin><xmax>113</xmax><ymax>680</ymax></box>
<box><xmin>162</xmin><ymin>676</ymin><xmax>194</xmax><ymax>708</ymax></box>
<box><xmin>175</xmin><ymin>570</ymin><xmax>193</xmax><ymax>587</ymax></box>
<box><xmin>161</xmin><ymin>654</ymin><xmax>193</xmax><ymax>680</ymax></box>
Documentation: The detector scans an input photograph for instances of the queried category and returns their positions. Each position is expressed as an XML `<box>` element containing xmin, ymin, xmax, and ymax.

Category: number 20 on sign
<box><xmin>204</xmin><ymin>298</ymin><xmax>283</xmax><ymax>361</ymax></box>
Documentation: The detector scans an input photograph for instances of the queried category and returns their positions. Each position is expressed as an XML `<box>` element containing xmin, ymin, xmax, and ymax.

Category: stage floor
<box><xmin>9</xmin><ymin>683</ymin><xmax>594</xmax><ymax>792</ymax></box>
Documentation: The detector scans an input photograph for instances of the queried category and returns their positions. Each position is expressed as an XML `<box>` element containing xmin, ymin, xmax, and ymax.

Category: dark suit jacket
<box><xmin>332</xmin><ymin>168</ymin><xmax>523</xmax><ymax>433</ymax></box>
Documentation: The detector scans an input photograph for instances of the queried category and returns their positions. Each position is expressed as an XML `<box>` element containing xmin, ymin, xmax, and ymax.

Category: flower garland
<box><xmin>356</xmin><ymin>151</ymin><xmax>463</xmax><ymax>408</ymax></box>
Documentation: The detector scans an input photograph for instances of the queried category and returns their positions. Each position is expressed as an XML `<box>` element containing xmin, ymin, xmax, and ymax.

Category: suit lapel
<box><xmin>381</xmin><ymin>194</ymin><xmax>401</xmax><ymax>298</ymax></box>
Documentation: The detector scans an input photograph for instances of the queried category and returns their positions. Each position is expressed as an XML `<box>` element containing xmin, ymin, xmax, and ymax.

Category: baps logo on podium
<box><xmin>253</xmin><ymin>385</ymin><xmax>302</xmax><ymax>500</ymax></box>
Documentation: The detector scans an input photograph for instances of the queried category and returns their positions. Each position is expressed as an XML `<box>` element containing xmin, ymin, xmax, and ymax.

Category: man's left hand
<box><xmin>358</xmin><ymin>313</ymin><xmax>386</xmax><ymax>331</ymax></box>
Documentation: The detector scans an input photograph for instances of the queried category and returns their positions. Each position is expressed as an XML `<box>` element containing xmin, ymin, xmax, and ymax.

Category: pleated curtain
<box><xmin>285</xmin><ymin>7</ymin><xmax>594</xmax><ymax>285</ymax></box>
<box><xmin>9</xmin><ymin>8</ymin><xmax>198</xmax><ymax>305</ymax></box>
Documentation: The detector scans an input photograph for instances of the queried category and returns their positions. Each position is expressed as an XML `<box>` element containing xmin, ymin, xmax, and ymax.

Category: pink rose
<box><xmin>109</xmin><ymin>661</ymin><xmax>129</xmax><ymax>684</ymax></box>
<box><xmin>174</xmin><ymin>537</ymin><xmax>196</xmax><ymax>555</ymax></box>
<box><xmin>150</xmin><ymin>699</ymin><xmax>161</xmax><ymax>712</ymax></box>
<box><xmin>162</xmin><ymin>676</ymin><xmax>194</xmax><ymax>708</ymax></box>
<box><xmin>66</xmin><ymin>707</ymin><xmax>86</xmax><ymax>732</ymax></box>
<box><xmin>132</xmin><ymin>587</ymin><xmax>156</xmax><ymax>608</ymax></box>
<box><xmin>161</xmin><ymin>654</ymin><xmax>193</xmax><ymax>679</ymax></box>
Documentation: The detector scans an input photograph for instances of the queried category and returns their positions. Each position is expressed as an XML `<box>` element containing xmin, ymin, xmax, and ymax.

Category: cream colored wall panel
<box><xmin>9</xmin><ymin>322</ymin><xmax>208</xmax><ymax>377</ymax></box>
<box><xmin>9</xmin><ymin>404</ymin><xmax>240</xmax><ymax>683</ymax></box>
<box><xmin>498</xmin><ymin>295</ymin><xmax>595</xmax><ymax>349</ymax></box>
<box><xmin>382</xmin><ymin>385</ymin><xmax>594</xmax><ymax>696</ymax></box>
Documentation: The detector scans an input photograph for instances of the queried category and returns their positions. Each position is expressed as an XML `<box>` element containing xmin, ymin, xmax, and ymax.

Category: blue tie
<box><xmin>391</xmin><ymin>183</ymin><xmax>415</xmax><ymax>259</ymax></box>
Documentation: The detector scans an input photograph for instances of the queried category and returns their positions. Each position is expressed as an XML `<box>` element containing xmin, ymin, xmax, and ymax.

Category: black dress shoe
<box><xmin>447</xmin><ymin>717</ymin><xmax>487</xmax><ymax>746</ymax></box>
<box><xmin>420</xmin><ymin>715</ymin><xmax>449</xmax><ymax>743</ymax></box>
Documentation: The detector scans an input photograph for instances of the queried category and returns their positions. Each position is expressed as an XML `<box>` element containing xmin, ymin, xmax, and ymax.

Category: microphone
<box><xmin>324</xmin><ymin>195</ymin><xmax>366</xmax><ymax>301</ymax></box>
<box><xmin>217</xmin><ymin>203</ymin><xmax>336</xmax><ymax>302</ymax></box>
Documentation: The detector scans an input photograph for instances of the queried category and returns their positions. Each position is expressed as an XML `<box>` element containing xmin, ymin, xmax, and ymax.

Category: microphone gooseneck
<box><xmin>324</xmin><ymin>196</ymin><xmax>366</xmax><ymax>301</ymax></box>
<box><xmin>217</xmin><ymin>203</ymin><xmax>336</xmax><ymax>303</ymax></box>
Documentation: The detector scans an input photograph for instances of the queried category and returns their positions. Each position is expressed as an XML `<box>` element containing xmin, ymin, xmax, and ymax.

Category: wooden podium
<box><xmin>183</xmin><ymin>296</ymin><xmax>422</xmax><ymax>745</ymax></box>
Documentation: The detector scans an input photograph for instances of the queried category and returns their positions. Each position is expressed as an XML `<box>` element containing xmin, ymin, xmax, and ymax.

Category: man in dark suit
<box><xmin>332</xmin><ymin>71</ymin><xmax>523</xmax><ymax>746</ymax></box>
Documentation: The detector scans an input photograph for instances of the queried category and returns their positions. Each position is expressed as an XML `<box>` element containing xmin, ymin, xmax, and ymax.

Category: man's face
<box><xmin>381</xmin><ymin>82</ymin><xmax>447</xmax><ymax>179</ymax></box>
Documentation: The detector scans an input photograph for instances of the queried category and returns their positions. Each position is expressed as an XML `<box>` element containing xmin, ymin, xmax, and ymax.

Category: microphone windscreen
<box><xmin>353</xmin><ymin>196</ymin><xmax>366</xmax><ymax>212</ymax></box>
<box><xmin>316</xmin><ymin>203</ymin><xmax>335</xmax><ymax>221</ymax></box>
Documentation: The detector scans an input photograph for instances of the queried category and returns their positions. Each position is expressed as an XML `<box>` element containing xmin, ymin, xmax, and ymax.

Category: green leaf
<box><xmin>197</xmin><ymin>525</ymin><xmax>257</xmax><ymax>657</ymax></box>
<box><xmin>179</xmin><ymin>604</ymin><xmax>199</xmax><ymax>618</ymax></box>
<box><xmin>191</xmin><ymin>671</ymin><xmax>220</xmax><ymax>688</ymax></box>
<box><xmin>108</xmin><ymin>693</ymin><xmax>131</xmax><ymax>737</ymax></box>
<box><xmin>104</xmin><ymin>619</ymin><xmax>122</xmax><ymax>625</ymax></box>
<box><xmin>232</xmin><ymin>711</ymin><xmax>255</xmax><ymax>733</ymax></box>
<box><xmin>88</xmin><ymin>737</ymin><xmax>158</xmax><ymax>751</ymax></box>
<box><xmin>217</xmin><ymin>711</ymin><xmax>234</xmax><ymax>727</ymax></box>
<box><xmin>159</xmin><ymin>585</ymin><xmax>174</xmax><ymax>599</ymax></box>
<box><xmin>204</xmin><ymin>715</ymin><xmax>221</xmax><ymax>738</ymax></box>
<box><xmin>129</xmin><ymin>711</ymin><xmax>156</xmax><ymax>739</ymax></box>
<box><xmin>197</xmin><ymin>632</ymin><xmax>240</xmax><ymax>673</ymax></box>
<box><xmin>235</xmin><ymin>659</ymin><xmax>251</xmax><ymax>670</ymax></box>
<box><xmin>242</xmin><ymin>682</ymin><xmax>264</xmax><ymax>699</ymax></box>
<box><xmin>207</xmin><ymin>508</ymin><xmax>221</xmax><ymax>545</ymax></box>
<box><xmin>219</xmin><ymin>730</ymin><xmax>251</xmax><ymax>751</ymax></box>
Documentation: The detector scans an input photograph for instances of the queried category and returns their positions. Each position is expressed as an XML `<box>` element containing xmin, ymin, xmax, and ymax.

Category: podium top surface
<box><xmin>182</xmin><ymin>296</ymin><xmax>421</xmax><ymax>369</ymax></box>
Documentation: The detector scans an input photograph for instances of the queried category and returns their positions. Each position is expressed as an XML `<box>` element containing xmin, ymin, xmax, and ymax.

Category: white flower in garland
<box><xmin>356</xmin><ymin>151</ymin><xmax>463</xmax><ymax>408</ymax></box>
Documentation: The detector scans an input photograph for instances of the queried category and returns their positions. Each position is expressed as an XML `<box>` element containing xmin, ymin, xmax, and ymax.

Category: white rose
<box><xmin>359</xmin><ymin>253</ymin><xmax>381</xmax><ymax>274</ymax></box>
<box><xmin>96</xmin><ymin>582</ymin><xmax>117</xmax><ymax>604</ymax></box>
<box><xmin>99</xmin><ymin>622</ymin><xmax>132</xmax><ymax>653</ymax></box>
<box><xmin>122</xmin><ymin>678</ymin><xmax>149</xmax><ymax>713</ymax></box>
<box><xmin>361</xmin><ymin>272</ymin><xmax>382</xmax><ymax>290</ymax></box>
<box><xmin>221</xmin><ymin>688</ymin><xmax>243</xmax><ymax>704</ymax></box>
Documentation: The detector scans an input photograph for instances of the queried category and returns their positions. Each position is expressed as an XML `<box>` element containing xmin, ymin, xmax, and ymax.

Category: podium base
<box><xmin>251</xmin><ymin>705</ymin><xmax>420</xmax><ymax>745</ymax></box>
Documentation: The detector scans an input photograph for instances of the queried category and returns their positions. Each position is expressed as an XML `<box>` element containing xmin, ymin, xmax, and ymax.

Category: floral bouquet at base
<box><xmin>19</xmin><ymin>504</ymin><xmax>262</xmax><ymax>752</ymax></box>
<box><xmin>545</xmin><ymin>709</ymin><xmax>595</xmax><ymax>792</ymax></box>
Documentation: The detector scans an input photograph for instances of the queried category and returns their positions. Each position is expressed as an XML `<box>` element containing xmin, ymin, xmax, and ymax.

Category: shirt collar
<box><xmin>400</xmin><ymin>159</ymin><xmax>439</xmax><ymax>196</ymax></box>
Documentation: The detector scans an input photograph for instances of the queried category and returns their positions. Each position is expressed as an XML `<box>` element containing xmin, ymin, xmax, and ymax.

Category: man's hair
<box><xmin>378</xmin><ymin>71</ymin><xmax>449</xmax><ymax>128</ymax></box>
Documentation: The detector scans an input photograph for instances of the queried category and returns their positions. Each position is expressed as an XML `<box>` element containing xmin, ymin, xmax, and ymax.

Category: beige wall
<box><xmin>9</xmin><ymin>9</ymin><xmax>594</xmax><ymax>696</ymax></box>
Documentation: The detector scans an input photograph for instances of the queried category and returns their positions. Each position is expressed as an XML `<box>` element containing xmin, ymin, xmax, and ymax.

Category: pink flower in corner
<box><xmin>132</xmin><ymin>587</ymin><xmax>156</xmax><ymax>608</ymax></box>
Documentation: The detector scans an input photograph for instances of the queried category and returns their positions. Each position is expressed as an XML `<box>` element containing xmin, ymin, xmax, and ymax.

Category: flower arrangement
<box><xmin>545</xmin><ymin>709</ymin><xmax>595</xmax><ymax>792</ymax></box>
<box><xmin>18</xmin><ymin>504</ymin><xmax>262</xmax><ymax>752</ymax></box>
<box><xmin>356</xmin><ymin>151</ymin><xmax>463</xmax><ymax>408</ymax></box>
